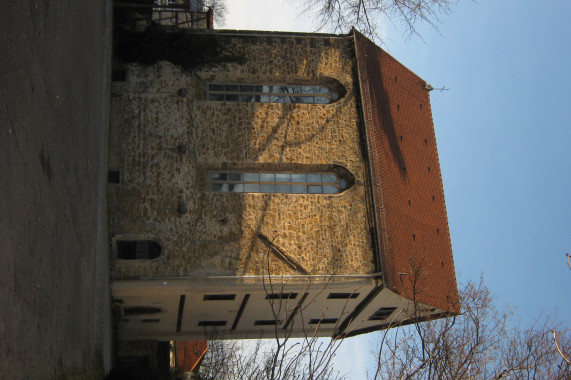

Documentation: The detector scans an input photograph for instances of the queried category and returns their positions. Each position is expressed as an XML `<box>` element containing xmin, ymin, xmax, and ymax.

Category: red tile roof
<box><xmin>176</xmin><ymin>340</ymin><xmax>208</xmax><ymax>373</ymax></box>
<box><xmin>354</xmin><ymin>31</ymin><xmax>459</xmax><ymax>314</ymax></box>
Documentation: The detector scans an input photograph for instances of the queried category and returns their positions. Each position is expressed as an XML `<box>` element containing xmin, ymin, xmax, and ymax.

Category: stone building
<box><xmin>109</xmin><ymin>28</ymin><xmax>458</xmax><ymax>341</ymax></box>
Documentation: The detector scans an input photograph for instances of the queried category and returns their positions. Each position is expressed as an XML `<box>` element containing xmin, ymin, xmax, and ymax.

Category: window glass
<box><xmin>211</xmin><ymin>172</ymin><xmax>227</xmax><ymax>181</ymax></box>
<box><xmin>207</xmin><ymin>83</ymin><xmax>342</xmax><ymax>104</ymax></box>
<box><xmin>275</xmin><ymin>173</ymin><xmax>290</xmax><ymax>182</ymax></box>
<box><xmin>204</xmin><ymin>294</ymin><xmax>236</xmax><ymax>301</ymax></box>
<box><xmin>240</xmin><ymin>85</ymin><xmax>255</xmax><ymax>92</ymax></box>
<box><xmin>309</xmin><ymin>318</ymin><xmax>338</xmax><ymax>324</ymax></box>
<box><xmin>209</xmin><ymin>84</ymin><xmax>224</xmax><ymax>91</ymax></box>
<box><xmin>117</xmin><ymin>241</ymin><xmax>162</xmax><ymax>260</ymax></box>
<box><xmin>260</xmin><ymin>184</ymin><xmax>276</xmax><ymax>193</ymax></box>
<box><xmin>276</xmin><ymin>184</ymin><xmax>292</xmax><ymax>193</ymax></box>
<box><xmin>260</xmin><ymin>173</ymin><xmax>275</xmax><ymax>182</ymax></box>
<box><xmin>307</xmin><ymin>174</ymin><xmax>322</xmax><ymax>182</ymax></box>
<box><xmin>322</xmin><ymin>174</ymin><xmax>337</xmax><ymax>183</ymax></box>
<box><xmin>209</xmin><ymin>94</ymin><xmax>225</xmax><ymax>101</ymax></box>
<box><xmin>141</xmin><ymin>319</ymin><xmax>160</xmax><ymax>323</ymax></box>
<box><xmin>228</xmin><ymin>173</ymin><xmax>242</xmax><ymax>181</ymax></box>
<box><xmin>124</xmin><ymin>307</ymin><xmax>161</xmax><ymax>315</ymax></box>
<box><xmin>244</xmin><ymin>184</ymin><xmax>260</xmax><ymax>192</ymax></box>
<box><xmin>292</xmin><ymin>185</ymin><xmax>307</xmax><ymax>194</ymax></box>
<box><xmin>369</xmin><ymin>307</ymin><xmax>397</xmax><ymax>321</ymax></box>
<box><xmin>209</xmin><ymin>171</ymin><xmax>349</xmax><ymax>195</ymax></box>
<box><xmin>308</xmin><ymin>185</ymin><xmax>323</xmax><ymax>194</ymax></box>
<box><xmin>211</xmin><ymin>183</ymin><xmax>224</xmax><ymax>192</ymax></box>
<box><xmin>291</xmin><ymin>174</ymin><xmax>306</xmax><ymax>183</ymax></box>
<box><xmin>244</xmin><ymin>173</ymin><xmax>259</xmax><ymax>181</ymax></box>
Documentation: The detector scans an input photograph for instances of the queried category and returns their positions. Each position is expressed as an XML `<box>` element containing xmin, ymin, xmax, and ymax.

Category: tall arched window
<box><xmin>208</xmin><ymin>171</ymin><xmax>349</xmax><ymax>194</ymax></box>
<box><xmin>207</xmin><ymin>83</ymin><xmax>341</xmax><ymax>104</ymax></box>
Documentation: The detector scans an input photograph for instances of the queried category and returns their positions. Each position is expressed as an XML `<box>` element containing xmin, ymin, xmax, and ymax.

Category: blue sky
<box><xmin>225</xmin><ymin>1</ymin><xmax>571</xmax><ymax>378</ymax></box>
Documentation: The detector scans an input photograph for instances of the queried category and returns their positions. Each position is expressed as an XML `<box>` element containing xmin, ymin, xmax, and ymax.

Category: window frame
<box><xmin>369</xmin><ymin>307</ymin><xmax>397</xmax><ymax>321</ymax></box>
<box><xmin>327</xmin><ymin>292</ymin><xmax>360</xmax><ymax>299</ymax></box>
<box><xmin>206</xmin><ymin>83</ymin><xmax>342</xmax><ymax>104</ymax></box>
<box><xmin>203</xmin><ymin>294</ymin><xmax>237</xmax><ymax>301</ymax></box>
<box><xmin>207</xmin><ymin>171</ymin><xmax>349</xmax><ymax>195</ymax></box>
<box><xmin>309</xmin><ymin>318</ymin><xmax>338</xmax><ymax>324</ymax></box>
<box><xmin>115</xmin><ymin>239</ymin><xmax>162</xmax><ymax>260</ymax></box>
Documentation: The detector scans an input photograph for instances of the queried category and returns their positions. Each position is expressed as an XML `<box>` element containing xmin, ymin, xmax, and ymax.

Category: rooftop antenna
<box><xmin>426</xmin><ymin>84</ymin><xmax>450</xmax><ymax>92</ymax></box>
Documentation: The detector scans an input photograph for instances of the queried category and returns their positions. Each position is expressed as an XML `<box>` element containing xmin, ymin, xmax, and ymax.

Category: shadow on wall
<box><xmin>112</xmin><ymin>26</ymin><xmax>363</xmax><ymax>277</ymax></box>
<box><xmin>114</xmin><ymin>23</ymin><xmax>245</xmax><ymax>71</ymax></box>
<box><xmin>363</xmin><ymin>48</ymin><xmax>407</xmax><ymax>177</ymax></box>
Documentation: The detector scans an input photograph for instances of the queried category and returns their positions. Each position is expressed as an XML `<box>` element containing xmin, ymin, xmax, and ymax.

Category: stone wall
<box><xmin>109</xmin><ymin>32</ymin><xmax>376</xmax><ymax>278</ymax></box>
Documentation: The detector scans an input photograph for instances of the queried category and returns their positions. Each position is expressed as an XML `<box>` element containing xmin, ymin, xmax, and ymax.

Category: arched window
<box><xmin>117</xmin><ymin>240</ymin><xmax>162</xmax><ymax>260</ymax></box>
<box><xmin>208</xmin><ymin>171</ymin><xmax>349</xmax><ymax>194</ymax></box>
<box><xmin>207</xmin><ymin>83</ymin><xmax>341</xmax><ymax>104</ymax></box>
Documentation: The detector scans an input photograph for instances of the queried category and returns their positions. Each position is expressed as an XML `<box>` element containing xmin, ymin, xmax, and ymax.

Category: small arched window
<box><xmin>117</xmin><ymin>240</ymin><xmax>161</xmax><ymax>260</ymax></box>
<box><xmin>207</xmin><ymin>83</ymin><xmax>341</xmax><ymax>104</ymax></box>
<box><xmin>208</xmin><ymin>171</ymin><xmax>349</xmax><ymax>194</ymax></box>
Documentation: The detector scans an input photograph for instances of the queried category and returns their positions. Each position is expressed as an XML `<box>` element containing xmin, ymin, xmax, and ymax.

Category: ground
<box><xmin>0</xmin><ymin>0</ymin><xmax>113</xmax><ymax>378</ymax></box>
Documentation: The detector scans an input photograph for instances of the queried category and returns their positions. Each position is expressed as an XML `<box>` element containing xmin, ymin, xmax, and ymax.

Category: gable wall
<box><xmin>108</xmin><ymin>32</ymin><xmax>377</xmax><ymax>279</ymax></box>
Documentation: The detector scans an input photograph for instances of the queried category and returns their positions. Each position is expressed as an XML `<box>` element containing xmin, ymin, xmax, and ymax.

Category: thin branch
<box><xmin>552</xmin><ymin>330</ymin><xmax>571</xmax><ymax>364</ymax></box>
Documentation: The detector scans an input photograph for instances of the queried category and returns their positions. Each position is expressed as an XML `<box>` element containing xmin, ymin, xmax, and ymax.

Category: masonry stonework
<box><xmin>109</xmin><ymin>33</ymin><xmax>376</xmax><ymax>279</ymax></box>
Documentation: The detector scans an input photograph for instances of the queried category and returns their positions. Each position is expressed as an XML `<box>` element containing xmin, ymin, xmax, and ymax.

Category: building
<box><xmin>114</xmin><ymin>0</ymin><xmax>213</xmax><ymax>31</ymax></box>
<box><xmin>175</xmin><ymin>340</ymin><xmax>208</xmax><ymax>376</ymax></box>
<box><xmin>109</xmin><ymin>28</ymin><xmax>459</xmax><ymax>341</ymax></box>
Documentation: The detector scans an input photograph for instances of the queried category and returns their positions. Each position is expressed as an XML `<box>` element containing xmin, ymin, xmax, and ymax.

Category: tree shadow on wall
<box><xmin>114</xmin><ymin>24</ymin><xmax>245</xmax><ymax>72</ymax></box>
<box><xmin>239</xmin><ymin>88</ymin><xmax>360</xmax><ymax>275</ymax></box>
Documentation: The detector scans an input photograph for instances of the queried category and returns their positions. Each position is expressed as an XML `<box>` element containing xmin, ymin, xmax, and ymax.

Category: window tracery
<box><xmin>208</xmin><ymin>171</ymin><xmax>349</xmax><ymax>194</ymax></box>
<box><xmin>207</xmin><ymin>83</ymin><xmax>341</xmax><ymax>104</ymax></box>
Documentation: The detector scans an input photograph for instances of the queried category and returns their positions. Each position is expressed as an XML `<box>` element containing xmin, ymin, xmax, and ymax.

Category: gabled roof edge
<box><xmin>351</xmin><ymin>29</ymin><xmax>459</xmax><ymax>315</ymax></box>
<box><xmin>351</xmin><ymin>28</ymin><xmax>387</xmax><ymax>289</ymax></box>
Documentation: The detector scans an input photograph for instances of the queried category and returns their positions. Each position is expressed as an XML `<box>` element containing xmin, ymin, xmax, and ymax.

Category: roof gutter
<box><xmin>133</xmin><ymin>273</ymin><xmax>384</xmax><ymax>281</ymax></box>
<box><xmin>350</xmin><ymin>28</ymin><xmax>387</xmax><ymax>287</ymax></box>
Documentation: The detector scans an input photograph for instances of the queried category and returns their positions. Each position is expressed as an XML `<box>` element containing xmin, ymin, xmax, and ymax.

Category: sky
<box><xmin>223</xmin><ymin>1</ymin><xmax>571</xmax><ymax>378</ymax></box>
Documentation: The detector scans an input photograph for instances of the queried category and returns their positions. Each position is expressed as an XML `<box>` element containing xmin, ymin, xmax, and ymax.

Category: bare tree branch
<box><xmin>553</xmin><ymin>329</ymin><xmax>571</xmax><ymax>365</ymax></box>
<box><xmin>294</xmin><ymin>0</ymin><xmax>461</xmax><ymax>42</ymax></box>
<box><xmin>372</xmin><ymin>277</ymin><xmax>571</xmax><ymax>380</ymax></box>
